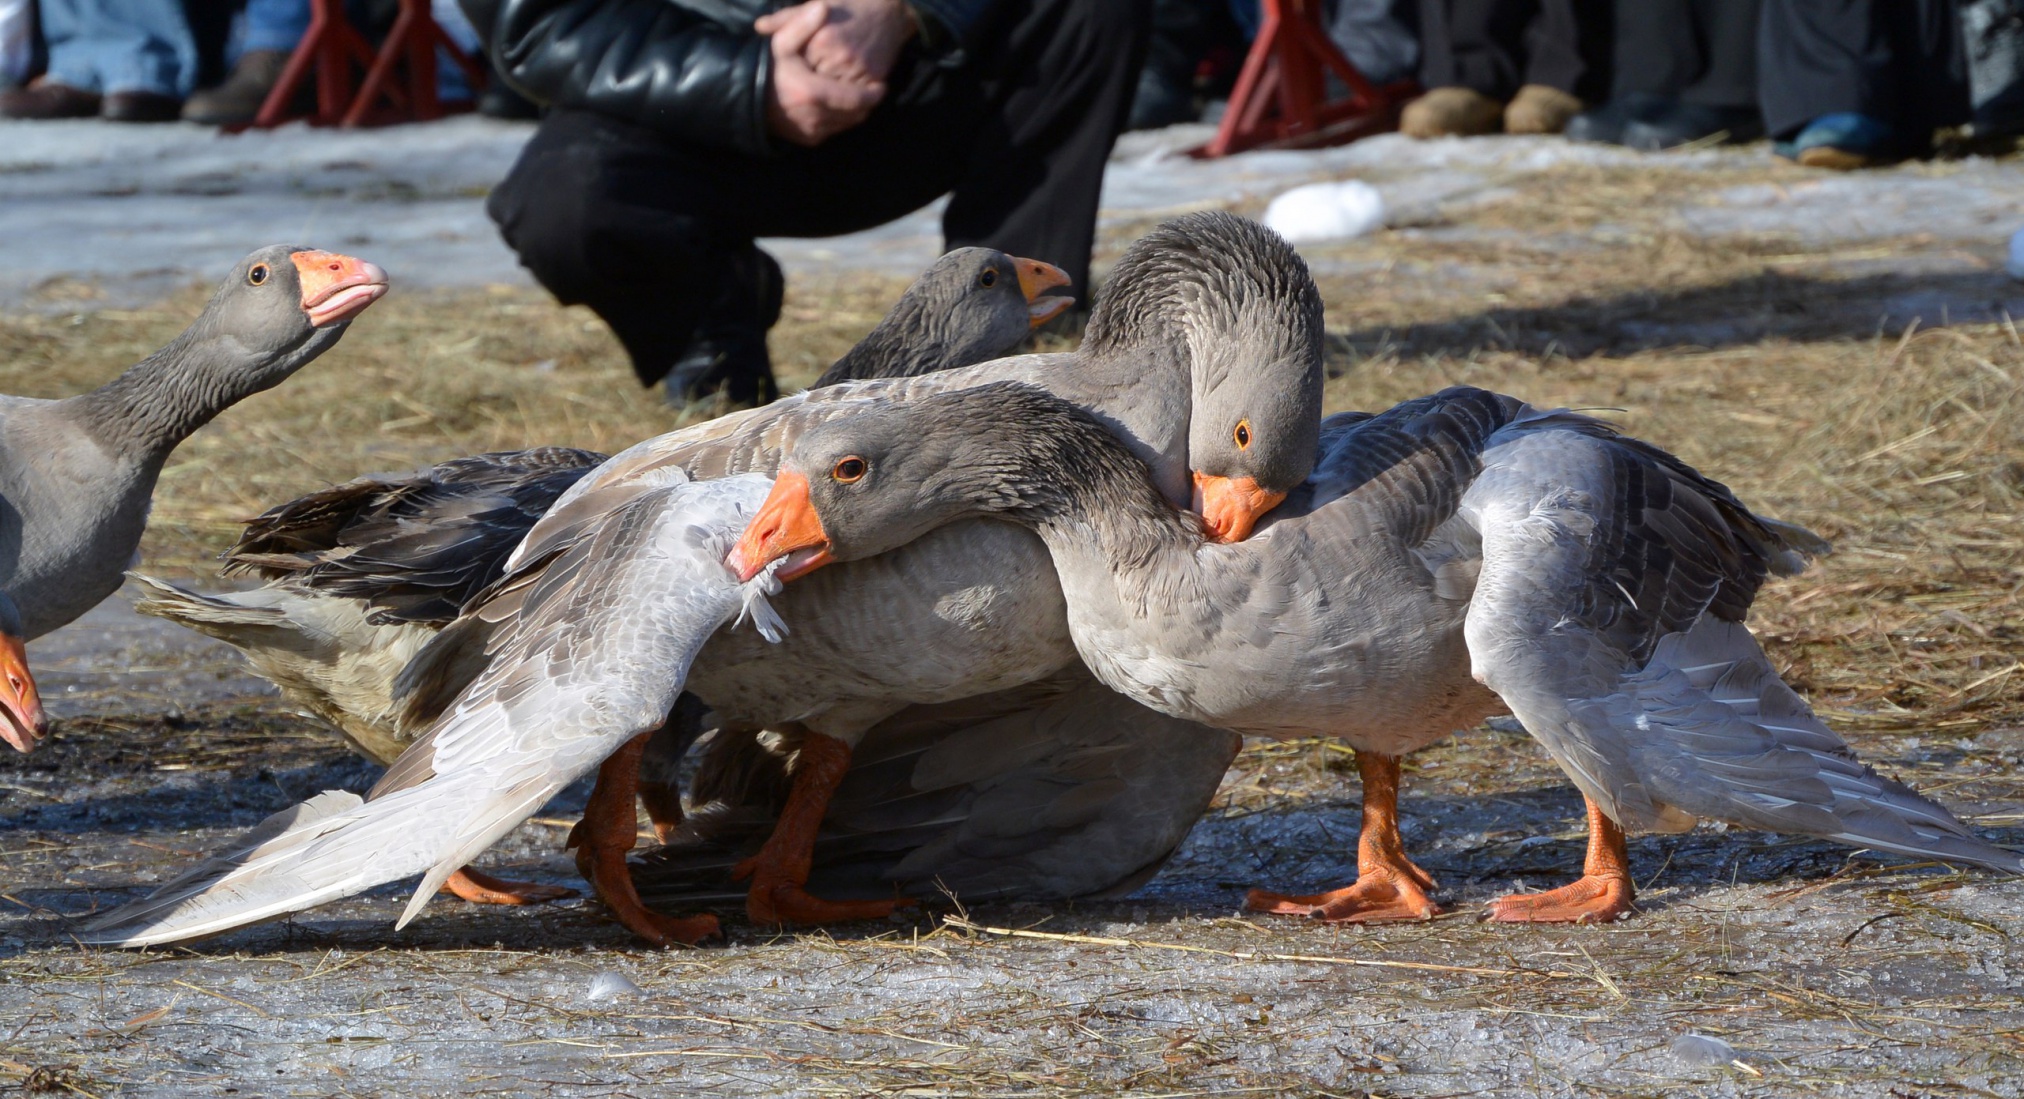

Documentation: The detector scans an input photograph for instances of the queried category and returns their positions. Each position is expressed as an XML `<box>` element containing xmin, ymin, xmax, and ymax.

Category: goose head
<box><xmin>922</xmin><ymin>247</ymin><xmax>1075</xmax><ymax>343</ymax></box>
<box><xmin>1084</xmin><ymin>213</ymin><xmax>1326</xmax><ymax>542</ymax></box>
<box><xmin>0</xmin><ymin>593</ymin><xmax>46</xmax><ymax>753</ymax></box>
<box><xmin>184</xmin><ymin>245</ymin><xmax>389</xmax><ymax>390</ymax></box>
<box><xmin>729</xmin><ymin>384</ymin><xmax>1155</xmax><ymax>582</ymax></box>
<box><xmin>818</xmin><ymin>248</ymin><xmax>1072</xmax><ymax>386</ymax></box>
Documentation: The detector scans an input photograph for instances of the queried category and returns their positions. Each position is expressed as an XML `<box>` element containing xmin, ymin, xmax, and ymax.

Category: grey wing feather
<box><xmin>633</xmin><ymin>666</ymin><xmax>1238</xmax><ymax>908</ymax></box>
<box><xmin>1459</xmin><ymin>407</ymin><xmax>2017</xmax><ymax>870</ymax></box>
<box><xmin>225</xmin><ymin>448</ymin><xmax>606</xmax><ymax>625</ymax></box>
<box><xmin>83</xmin><ymin>476</ymin><xmax>790</xmax><ymax>947</ymax></box>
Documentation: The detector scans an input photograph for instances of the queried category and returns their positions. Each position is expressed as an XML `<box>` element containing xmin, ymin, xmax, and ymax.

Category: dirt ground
<box><xmin>3</xmin><ymin>134</ymin><xmax>2024</xmax><ymax>1097</ymax></box>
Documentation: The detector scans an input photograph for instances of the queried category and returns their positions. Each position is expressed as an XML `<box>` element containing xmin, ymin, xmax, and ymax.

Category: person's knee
<box><xmin>488</xmin><ymin>143</ymin><xmax>614</xmax><ymax>301</ymax></box>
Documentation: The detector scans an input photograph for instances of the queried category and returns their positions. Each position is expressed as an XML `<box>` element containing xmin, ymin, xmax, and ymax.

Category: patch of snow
<box><xmin>1263</xmin><ymin>180</ymin><xmax>1386</xmax><ymax>243</ymax></box>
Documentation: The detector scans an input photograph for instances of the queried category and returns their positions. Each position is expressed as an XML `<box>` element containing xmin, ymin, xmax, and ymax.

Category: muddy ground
<box><xmin>2</xmin><ymin>125</ymin><xmax>2023</xmax><ymax>1096</ymax></box>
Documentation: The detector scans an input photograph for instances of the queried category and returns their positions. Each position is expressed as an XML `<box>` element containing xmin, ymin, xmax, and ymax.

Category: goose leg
<box><xmin>1246</xmin><ymin>750</ymin><xmax>1440</xmax><ymax>922</ymax></box>
<box><xmin>569</xmin><ymin>731</ymin><xmax>722</xmax><ymax>946</ymax></box>
<box><xmin>440</xmin><ymin>867</ymin><xmax>578</xmax><ymax>905</ymax></box>
<box><xmin>1485</xmin><ymin>797</ymin><xmax>1635</xmax><ymax>924</ymax></box>
<box><xmin>732</xmin><ymin>729</ymin><xmax>915</xmax><ymax>925</ymax></box>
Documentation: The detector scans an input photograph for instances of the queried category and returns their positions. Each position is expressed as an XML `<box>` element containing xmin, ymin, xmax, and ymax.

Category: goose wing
<box><xmin>1456</xmin><ymin>398</ymin><xmax>2019</xmax><ymax>870</ymax></box>
<box><xmin>396</xmin><ymin>367</ymin><xmax>1036</xmax><ymax>728</ymax></box>
<box><xmin>82</xmin><ymin>472</ymin><xmax>788</xmax><ymax>947</ymax></box>
<box><xmin>225</xmin><ymin>447</ymin><xmax>606</xmax><ymax>626</ymax></box>
<box><xmin>632</xmin><ymin>665</ymin><xmax>1238</xmax><ymax>908</ymax></box>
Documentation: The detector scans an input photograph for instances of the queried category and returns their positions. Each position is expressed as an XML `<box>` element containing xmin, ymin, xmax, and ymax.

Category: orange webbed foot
<box><xmin>441</xmin><ymin>867</ymin><xmax>579</xmax><ymax>906</ymax></box>
<box><xmin>730</xmin><ymin>854</ymin><xmax>915</xmax><ymax>926</ymax></box>
<box><xmin>572</xmin><ymin>831</ymin><xmax>722</xmax><ymax>946</ymax></box>
<box><xmin>1484</xmin><ymin>872</ymin><xmax>1634</xmax><ymax>924</ymax></box>
<box><xmin>1245</xmin><ymin>868</ymin><xmax>1439</xmax><ymax>923</ymax></box>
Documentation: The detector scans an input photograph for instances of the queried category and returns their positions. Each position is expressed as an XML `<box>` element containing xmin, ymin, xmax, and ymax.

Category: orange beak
<box><xmin>1014</xmin><ymin>257</ymin><xmax>1074</xmax><ymax>327</ymax></box>
<box><xmin>1192</xmin><ymin>472</ymin><xmax>1286</xmax><ymax>544</ymax></box>
<box><xmin>291</xmin><ymin>251</ymin><xmax>389</xmax><ymax>327</ymax></box>
<box><xmin>728</xmin><ymin>471</ymin><xmax>836</xmax><ymax>583</ymax></box>
<box><xmin>0</xmin><ymin>632</ymin><xmax>46</xmax><ymax>754</ymax></box>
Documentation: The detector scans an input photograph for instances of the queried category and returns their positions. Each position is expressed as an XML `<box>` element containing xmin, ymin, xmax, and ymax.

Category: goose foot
<box><xmin>1485</xmin><ymin>796</ymin><xmax>1635</xmax><ymax>924</ymax></box>
<box><xmin>441</xmin><ymin>867</ymin><xmax>578</xmax><ymax>906</ymax></box>
<box><xmin>1246</xmin><ymin>869</ymin><xmax>1439</xmax><ymax>922</ymax></box>
<box><xmin>570</xmin><ymin>731</ymin><xmax>721</xmax><ymax>946</ymax></box>
<box><xmin>731</xmin><ymin>728</ymin><xmax>915</xmax><ymax>926</ymax></box>
<box><xmin>1484</xmin><ymin>873</ymin><xmax>1633</xmax><ymax>924</ymax></box>
<box><xmin>1246</xmin><ymin>749</ymin><xmax>1441</xmax><ymax>922</ymax></box>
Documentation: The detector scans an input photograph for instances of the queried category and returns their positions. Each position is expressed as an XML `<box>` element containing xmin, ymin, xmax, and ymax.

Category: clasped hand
<box><xmin>758</xmin><ymin>0</ymin><xmax>917</xmax><ymax>146</ymax></box>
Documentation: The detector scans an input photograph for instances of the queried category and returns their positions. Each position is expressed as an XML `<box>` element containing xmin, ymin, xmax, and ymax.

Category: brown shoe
<box><xmin>1504</xmin><ymin>84</ymin><xmax>1584</xmax><ymax>135</ymax></box>
<box><xmin>0</xmin><ymin>77</ymin><xmax>102</xmax><ymax>119</ymax></box>
<box><xmin>1794</xmin><ymin>145</ymin><xmax>1876</xmax><ymax>171</ymax></box>
<box><xmin>102</xmin><ymin>91</ymin><xmax>183</xmax><ymax>122</ymax></box>
<box><xmin>182</xmin><ymin>49</ymin><xmax>292</xmax><ymax>125</ymax></box>
<box><xmin>1399</xmin><ymin>86</ymin><xmax>1503</xmax><ymax>138</ymax></box>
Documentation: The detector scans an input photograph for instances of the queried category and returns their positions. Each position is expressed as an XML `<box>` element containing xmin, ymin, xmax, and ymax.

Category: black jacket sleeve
<box><xmin>463</xmin><ymin>0</ymin><xmax>776</xmax><ymax>154</ymax></box>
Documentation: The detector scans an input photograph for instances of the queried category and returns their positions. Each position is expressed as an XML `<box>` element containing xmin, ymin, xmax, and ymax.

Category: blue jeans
<box><xmin>240</xmin><ymin>0</ymin><xmax>310</xmax><ymax>54</ymax></box>
<box><xmin>41</xmin><ymin>0</ymin><xmax>197</xmax><ymax>96</ymax></box>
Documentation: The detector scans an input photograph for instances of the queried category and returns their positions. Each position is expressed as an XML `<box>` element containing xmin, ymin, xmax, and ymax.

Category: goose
<box><xmin>83</xmin><ymin>471</ymin><xmax>791</xmax><ymax>948</ymax></box>
<box><xmin>729</xmin><ymin>382</ymin><xmax>2023</xmax><ymax>924</ymax></box>
<box><xmin>0</xmin><ymin>246</ymin><xmax>385</xmax><ymax>648</ymax></box>
<box><xmin>630</xmin><ymin>665</ymin><xmax>1240</xmax><ymax>913</ymax></box>
<box><xmin>92</xmin><ymin>213</ymin><xmax>1324</xmax><ymax>946</ymax></box>
<box><xmin>388</xmin><ymin>212</ymin><xmax>1319</xmax><ymax>941</ymax></box>
<box><xmin>127</xmin><ymin>247</ymin><xmax>1072</xmax><ymax>909</ymax></box>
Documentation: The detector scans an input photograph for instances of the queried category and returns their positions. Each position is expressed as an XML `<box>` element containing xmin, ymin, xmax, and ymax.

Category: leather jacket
<box><xmin>460</xmin><ymin>0</ymin><xmax>998</xmax><ymax>155</ymax></box>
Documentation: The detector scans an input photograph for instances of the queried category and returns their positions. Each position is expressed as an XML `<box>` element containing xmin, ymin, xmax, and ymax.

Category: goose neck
<box><xmin>76</xmin><ymin>324</ymin><xmax>328</xmax><ymax>456</ymax></box>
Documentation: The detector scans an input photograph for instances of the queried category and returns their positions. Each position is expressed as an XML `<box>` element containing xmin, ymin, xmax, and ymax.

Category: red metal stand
<box><xmin>343</xmin><ymin>0</ymin><xmax>486</xmax><ymax>127</ymax></box>
<box><xmin>1192</xmin><ymin>0</ymin><xmax>1416</xmax><ymax>158</ymax></box>
<box><xmin>244</xmin><ymin>0</ymin><xmax>485</xmax><ymax>129</ymax></box>
<box><xmin>248</xmin><ymin>0</ymin><xmax>377</xmax><ymax>128</ymax></box>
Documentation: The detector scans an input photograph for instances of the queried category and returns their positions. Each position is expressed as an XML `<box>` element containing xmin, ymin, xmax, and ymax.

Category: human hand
<box><xmin>763</xmin><ymin>1</ymin><xmax>886</xmax><ymax>146</ymax></box>
<box><xmin>756</xmin><ymin>0</ymin><xmax>915</xmax><ymax>87</ymax></box>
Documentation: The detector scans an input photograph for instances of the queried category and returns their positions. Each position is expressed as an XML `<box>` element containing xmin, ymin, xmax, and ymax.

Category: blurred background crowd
<box><xmin>3</xmin><ymin>0</ymin><xmax>2022</xmax><ymax>171</ymax></box>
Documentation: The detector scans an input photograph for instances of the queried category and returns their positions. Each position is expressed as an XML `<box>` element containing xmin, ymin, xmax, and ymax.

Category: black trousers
<box><xmin>1414</xmin><ymin>0</ymin><xmax>1611</xmax><ymax>101</ymax></box>
<box><xmin>1609</xmin><ymin>0</ymin><xmax>1762</xmax><ymax>108</ymax></box>
<box><xmin>1758</xmin><ymin>0</ymin><xmax>1967</xmax><ymax>139</ymax></box>
<box><xmin>487</xmin><ymin>0</ymin><xmax>1150</xmax><ymax>387</ymax></box>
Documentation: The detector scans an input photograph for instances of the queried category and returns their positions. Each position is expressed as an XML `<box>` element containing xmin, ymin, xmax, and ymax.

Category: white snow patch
<box><xmin>1263</xmin><ymin>180</ymin><xmax>1386</xmax><ymax>243</ymax></box>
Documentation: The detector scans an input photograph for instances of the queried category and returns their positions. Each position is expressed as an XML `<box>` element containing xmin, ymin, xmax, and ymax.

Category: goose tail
<box><xmin>1624</xmin><ymin>619</ymin><xmax>2024</xmax><ymax>873</ymax></box>
<box><xmin>78</xmin><ymin>755</ymin><xmax>562</xmax><ymax>947</ymax></box>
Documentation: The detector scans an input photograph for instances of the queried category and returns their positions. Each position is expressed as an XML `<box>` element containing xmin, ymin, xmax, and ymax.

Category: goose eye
<box><xmin>247</xmin><ymin>264</ymin><xmax>270</xmax><ymax>286</ymax></box>
<box><xmin>831</xmin><ymin>456</ymin><xmax>868</xmax><ymax>484</ymax></box>
<box><xmin>1233</xmin><ymin>419</ymin><xmax>1252</xmax><ymax>450</ymax></box>
<box><xmin>979</xmin><ymin>268</ymin><xmax>997</xmax><ymax>289</ymax></box>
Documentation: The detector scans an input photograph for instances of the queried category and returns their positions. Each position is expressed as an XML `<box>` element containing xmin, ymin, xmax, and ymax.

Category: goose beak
<box><xmin>292</xmin><ymin>251</ymin><xmax>390</xmax><ymax>328</ymax></box>
<box><xmin>1192</xmin><ymin>472</ymin><xmax>1286</xmax><ymax>544</ymax></box>
<box><xmin>729</xmin><ymin>471</ymin><xmax>835</xmax><ymax>583</ymax></box>
<box><xmin>0</xmin><ymin>631</ymin><xmax>46</xmax><ymax>753</ymax></box>
<box><xmin>1014</xmin><ymin>257</ymin><xmax>1074</xmax><ymax>327</ymax></box>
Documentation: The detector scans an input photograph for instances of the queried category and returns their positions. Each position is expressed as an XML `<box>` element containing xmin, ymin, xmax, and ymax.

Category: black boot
<box><xmin>663</xmin><ymin>247</ymin><xmax>784</xmax><ymax>408</ymax></box>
